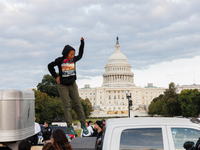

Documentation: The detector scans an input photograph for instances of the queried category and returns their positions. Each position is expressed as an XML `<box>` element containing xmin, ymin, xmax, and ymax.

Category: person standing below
<box><xmin>81</xmin><ymin>122</ymin><xmax>94</xmax><ymax>137</ymax></box>
<box><xmin>28</xmin><ymin>117</ymin><xmax>41</xmax><ymax>145</ymax></box>
<box><xmin>18</xmin><ymin>140</ymin><xmax>32</xmax><ymax>150</ymax></box>
<box><xmin>33</xmin><ymin>117</ymin><xmax>41</xmax><ymax>145</ymax></box>
<box><xmin>51</xmin><ymin>129</ymin><xmax>73</xmax><ymax>150</ymax></box>
<box><xmin>42</xmin><ymin>121</ymin><xmax>52</xmax><ymax>145</ymax></box>
<box><xmin>102</xmin><ymin>119</ymin><xmax>106</xmax><ymax>125</ymax></box>
<box><xmin>48</xmin><ymin>37</ymin><xmax>88</xmax><ymax>135</ymax></box>
<box><xmin>94</xmin><ymin>121</ymin><xmax>103</xmax><ymax>147</ymax></box>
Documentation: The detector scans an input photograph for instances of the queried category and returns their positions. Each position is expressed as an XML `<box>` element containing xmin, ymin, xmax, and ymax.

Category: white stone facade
<box><xmin>78</xmin><ymin>37</ymin><xmax>200</xmax><ymax>117</ymax></box>
<box><xmin>176</xmin><ymin>84</ymin><xmax>200</xmax><ymax>94</ymax></box>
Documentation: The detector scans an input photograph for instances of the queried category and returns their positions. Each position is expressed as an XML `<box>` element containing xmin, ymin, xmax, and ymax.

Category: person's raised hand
<box><xmin>56</xmin><ymin>76</ymin><xmax>60</xmax><ymax>84</ymax></box>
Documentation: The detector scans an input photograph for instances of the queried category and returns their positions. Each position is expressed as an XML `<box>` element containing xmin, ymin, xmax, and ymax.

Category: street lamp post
<box><xmin>126</xmin><ymin>90</ymin><xmax>132</xmax><ymax>118</ymax></box>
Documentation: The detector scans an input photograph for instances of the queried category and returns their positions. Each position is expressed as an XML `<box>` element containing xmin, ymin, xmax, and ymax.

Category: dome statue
<box><xmin>102</xmin><ymin>37</ymin><xmax>135</xmax><ymax>87</ymax></box>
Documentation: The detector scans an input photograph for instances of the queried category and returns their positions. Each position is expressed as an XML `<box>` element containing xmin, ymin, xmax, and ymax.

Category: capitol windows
<box><xmin>100</xmin><ymin>96</ymin><xmax>102</xmax><ymax>99</ymax></box>
<box><xmin>122</xmin><ymin>95</ymin><xmax>124</xmax><ymax>99</ymax></box>
<box><xmin>90</xmin><ymin>93</ymin><xmax>92</xmax><ymax>95</ymax></box>
<box><xmin>118</xmin><ymin>95</ymin><xmax>120</xmax><ymax>99</ymax></box>
<box><xmin>90</xmin><ymin>98</ymin><xmax>92</xmax><ymax>100</ymax></box>
<box><xmin>94</xmin><ymin>98</ymin><xmax>95</xmax><ymax>100</ymax></box>
<box><xmin>114</xmin><ymin>107</ymin><xmax>116</xmax><ymax>110</ymax></box>
<box><xmin>100</xmin><ymin>101</ymin><xmax>102</xmax><ymax>104</ymax></box>
<box><xmin>118</xmin><ymin>91</ymin><xmax>120</xmax><ymax>93</ymax></box>
<box><xmin>142</xmin><ymin>96</ymin><xmax>144</xmax><ymax>99</ymax></box>
<box><xmin>118</xmin><ymin>107</ymin><xmax>121</xmax><ymax>110</ymax></box>
<box><xmin>109</xmin><ymin>101</ymin><xmax>111</xmax><ymax>104</ymax></box>
<box><xmin>114</xmin><ymin>91</ymin><xmax>116</xmax><ymax>93</ymax></box>
<box><xmin>104</xmin><ymin>107</ymin><xmax>106</xmax><ymax>110</ymax></box>
<box><xmin>109</xmin><ymin>95</ymin><xmax>111</xmax><ymax>99</ymax></box>
<box><xmin>109</xmin><ymin>107</ymin><xmax>111</xmax><ymax>110</ymax></box>
<box><xmin>114</xmin><ymin>95</ymin><xmax>116</xmax><ymax>99</ymax></box>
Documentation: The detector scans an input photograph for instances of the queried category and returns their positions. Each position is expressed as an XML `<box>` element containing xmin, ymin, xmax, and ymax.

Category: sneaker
<box><xmin>81</xmin><ymin>124</ymin><xmax>89</xmax><ymax>134</ymax></box>
<box><xmin>66</xmin><ymin>126</ymin><xmax>77</xmax><ymax>135</ymax></box>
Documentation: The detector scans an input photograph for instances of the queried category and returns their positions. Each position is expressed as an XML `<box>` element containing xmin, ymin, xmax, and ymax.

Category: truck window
<box><xmin>171</xmin><ymin>128</ymin><xmax>200</xmax><ymax>150</ymax></box>
<box><xmin>120</xmin><ymin>128</ymin><xmax>163</xmax><ymax>150</ymax></box>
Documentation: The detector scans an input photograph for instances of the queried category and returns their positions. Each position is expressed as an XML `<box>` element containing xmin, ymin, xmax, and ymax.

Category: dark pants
<box><xmin>29</xmin><ymin>134</ymin><xmax>38</xmax><ymax>145</ymax></box>
<box><xmin>57</xmin><ymin>82</ymin><xmax>86</xmax><ymax>127</ymax></box>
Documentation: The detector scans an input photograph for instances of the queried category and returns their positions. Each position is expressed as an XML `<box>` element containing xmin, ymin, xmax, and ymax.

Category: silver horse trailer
<box><xmin>0</xmin><ymin>89</ymin><xmax>35</xmax><ymax>148</ymax></box>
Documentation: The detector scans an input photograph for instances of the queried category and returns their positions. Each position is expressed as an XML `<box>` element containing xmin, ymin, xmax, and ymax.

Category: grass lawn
<box><xmin>75</xmin><ymin>129</ymin><xmax>82</xmax><ymax>137</ymax></box>
<box><xmin>72</xmin><ymin>118</ymin><xmax>111</xmax><ymax>125</ymax></box>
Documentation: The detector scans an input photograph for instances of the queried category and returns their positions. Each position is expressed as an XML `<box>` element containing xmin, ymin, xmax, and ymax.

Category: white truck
<box><xmin>71</xmin><ymin>117</ymin><xmax>200</xmax><ymax>150</ymax></box>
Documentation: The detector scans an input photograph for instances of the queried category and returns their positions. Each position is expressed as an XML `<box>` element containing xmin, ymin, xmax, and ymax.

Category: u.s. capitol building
<box><xmin>78</xmin><ymin>37</ymin><xmax>200</xmax><ymax>117</ymax></box>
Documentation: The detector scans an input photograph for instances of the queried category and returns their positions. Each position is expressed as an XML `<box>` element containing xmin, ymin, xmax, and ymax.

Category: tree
<box><xmin>148</xmin><ymin>94</ymin><xmax>164</xmax><ymax>115</ymax></box>
<box><xmin>148</xmin><ymin>82</ymin><xmax>181</xmax><ymax>117</ymax></box>
<box><xmin>34</xmin><ymin>89</ymin><xmax>64</xmax><ymax>124</ymax></box>
<box><xmin>178</xmin><ymin>89</ymin><xmax>200</xmax><ymax>117</ymax></box>
<box><xmin>81</xmin><ymin>98</ymin><xmax>93</xmax><ymax>117</ymax></box>
<box><xmin>37</xmin><ymin>74</ymin><xmax>59</xmax><ymax>97</ymax></box>
<box><xmin>148</xmin><ymin>101</ymin><xmax>156</xmax><ymax>115</ymax></box>
<box><xmin>161</xmin><ymin>82</ymin><xmax>181</xmax><ymax>116</ymax></box>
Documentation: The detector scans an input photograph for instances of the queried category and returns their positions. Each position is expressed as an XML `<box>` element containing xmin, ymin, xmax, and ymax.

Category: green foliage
<box><xmin>81</xmin><ymin>98</ymin><xmax>93</xmax><ymax>117</ymax></box>
<box><xmin>148</xmin><ymin>82</ymin><xmax>200</xmax><ymax>117</ymax></box>
<box><xmin>37</xmin><ymin>74</ymin><xmax>59</xmax><ymax>97</ymax></box>
<box><xmin>34</xmin><ymin>89</ymin><xmax>64</xmax><ymax>124</ymax></box>
<box><xmin>178</xmin><ymin>89</ymin><xmax>200</xmax><ymax>117</ymax></box>
<box><xmin>148</xmin><ymin>82</ymin><xmax>181</xmax><ymax>117</ymax></box>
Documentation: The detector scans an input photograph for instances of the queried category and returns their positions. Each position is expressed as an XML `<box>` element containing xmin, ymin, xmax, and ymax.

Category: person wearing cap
<box><xmin>88</xmin><ymin>121</ymin><xmax>93</xmax><ymax>128</ymax></box>
<box><xmin>94</xmin><ymin>121</ymin><xmax>103</xmax><ymax>146</ymax></box>
<box><xmin>87</xmin><ymin>121</ymin><xmax>94</xmax><ymax>135</ymax></box>
<box><xmin>102</xmin><ymin>119</ymin><xmax>106</xmax><ymax>125</ymax></box>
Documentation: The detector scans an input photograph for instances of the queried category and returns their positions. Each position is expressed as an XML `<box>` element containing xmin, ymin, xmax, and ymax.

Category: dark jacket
<box><xmin>42</xmin><ymin>126</ymin><xmax>52</xmax><ymax>141</ymax></box>
<box><xmin>48</xmin><ymin>40</ymin><xmax>84</xmax><ymax>85</ymax></box>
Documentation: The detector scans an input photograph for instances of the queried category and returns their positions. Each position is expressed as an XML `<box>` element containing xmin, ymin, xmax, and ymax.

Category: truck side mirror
<box><xmin>183</xmin><ymin>141</ymin><xmax>194</xmax><ymax>150</ymax></box>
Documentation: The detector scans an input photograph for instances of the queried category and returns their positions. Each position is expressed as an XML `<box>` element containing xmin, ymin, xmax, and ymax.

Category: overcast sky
<box><xmin>1</xmin><ymin>0</ymin><xmax>200</xmax><ymax>90</ymax></box>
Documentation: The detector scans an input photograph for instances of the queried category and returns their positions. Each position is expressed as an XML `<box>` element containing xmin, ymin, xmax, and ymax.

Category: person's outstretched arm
<box><xmin>75</xmin><ymin>37</ymin><xmax>84</xmax><ymax>61</ymax></box>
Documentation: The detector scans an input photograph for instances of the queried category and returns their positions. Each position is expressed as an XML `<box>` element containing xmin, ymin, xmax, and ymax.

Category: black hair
<box><xmin>18</xmin><ymin>140</ymin><xmax>31</xmax><ymax>150</ymax></box>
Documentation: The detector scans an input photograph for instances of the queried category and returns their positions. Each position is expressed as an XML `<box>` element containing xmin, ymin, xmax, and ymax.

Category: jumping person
<box><xmin>48</xmin><ymin>37</ymin><xmax>88</xmax><ymax>135</ymax></box>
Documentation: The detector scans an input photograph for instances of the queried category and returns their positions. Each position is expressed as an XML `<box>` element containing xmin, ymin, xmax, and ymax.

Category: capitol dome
<box><xmin>102</xmin><ymin>37</ymin><xmax>135</xmax><ymax>87</ymax></box>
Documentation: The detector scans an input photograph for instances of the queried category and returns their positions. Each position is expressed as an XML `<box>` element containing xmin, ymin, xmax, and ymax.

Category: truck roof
<box><xmin>106</xmin><ymin>117</ymin><xmax>200</xmax><ymax>128</ymax></box>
